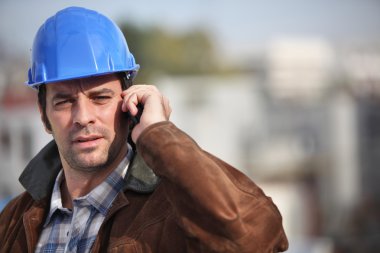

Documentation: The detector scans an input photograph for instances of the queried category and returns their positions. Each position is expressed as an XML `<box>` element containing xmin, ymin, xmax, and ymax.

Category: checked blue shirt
<box><xmin>35</xmin><ymin>147</ymin><xmax>133</xmax><ymax>253</ymax></box>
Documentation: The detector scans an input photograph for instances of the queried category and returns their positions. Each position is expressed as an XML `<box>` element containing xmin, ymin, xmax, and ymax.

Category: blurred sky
<box><xmin>0</xmin><ymin>0</ymin><xmax>380</xmax><ymax>60</ymax></box>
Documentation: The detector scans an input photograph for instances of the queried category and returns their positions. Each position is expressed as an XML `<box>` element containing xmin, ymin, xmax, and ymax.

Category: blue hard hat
<box><xmin>27</xmin><ymin>6</ymin><xmax>139</xmax><ymax>88</ymax></box>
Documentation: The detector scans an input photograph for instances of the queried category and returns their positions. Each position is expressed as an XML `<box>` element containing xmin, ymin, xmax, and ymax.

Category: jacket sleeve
<box><xmin>0</xmin><ymin>192</ymin><xmax>36</xmax><ymax>253</ymax></box>
<box><xmin>136</xmin><ymin>121</ymin><xmax>289</xmax><ymax>253</ymax></box>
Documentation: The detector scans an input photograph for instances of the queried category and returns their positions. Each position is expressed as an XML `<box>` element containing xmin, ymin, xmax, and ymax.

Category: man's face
<box><xmin>43</xmin><ymin>74</ymin><xmax>129</xmax><ymax>172</ymax></box>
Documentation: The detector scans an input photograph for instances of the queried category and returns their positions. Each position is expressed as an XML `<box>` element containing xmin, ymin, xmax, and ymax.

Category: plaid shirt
<box><xmin>35</xmin><ymin>148</ymin><xmax>133</xmax><ymax>253</ymax></box>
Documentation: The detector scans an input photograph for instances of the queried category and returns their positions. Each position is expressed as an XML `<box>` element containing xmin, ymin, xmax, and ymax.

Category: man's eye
<box><xmin>54</xmin><ymin>100</ymin><xmax>71</xmax><ymax>106</ymax></box>
<box><xmin>93</xmin><ymin>96</ymin><xmax>111</xmax><ymax>103</ymax></box>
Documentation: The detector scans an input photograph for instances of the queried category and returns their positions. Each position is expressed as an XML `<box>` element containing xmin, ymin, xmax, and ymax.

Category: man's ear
<box><xmin>38</xmin><ymin>102</ymin><xmax>53</xmax><ymax>134</ymax></box>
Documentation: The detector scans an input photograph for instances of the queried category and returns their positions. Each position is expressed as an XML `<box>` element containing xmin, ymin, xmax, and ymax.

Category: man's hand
<box><xmin>121</xmin><ymin>85</ymin><xmax>171</xmax><ymax>143</ymax></box>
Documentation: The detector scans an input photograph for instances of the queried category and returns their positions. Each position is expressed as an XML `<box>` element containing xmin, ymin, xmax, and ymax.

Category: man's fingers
<box><xmin>121</xmin><ymin>84</ymin><xmax>170</xmax><ymax>123</ymax></box>
<box><xmin>122</xmin><ymin>93</ymin><xmax>139</xmax><ymax>116</ymax></box>
<box><xmin>122</xmin><ymin>85</ymin><xmax>160</xmax><ymax>110</ymax></box>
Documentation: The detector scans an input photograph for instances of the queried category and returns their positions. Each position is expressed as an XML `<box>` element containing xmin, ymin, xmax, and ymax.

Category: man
<box><xmin>0</xmin><ymin>6</ymin><xmax>288</xmax><ymax>253</ymax></box>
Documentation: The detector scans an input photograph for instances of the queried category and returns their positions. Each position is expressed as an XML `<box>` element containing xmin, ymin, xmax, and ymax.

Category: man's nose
<box><xmin>72</xmin><ymin>99</ymin><xmax>96</xmax><ymax>126</ymax></box>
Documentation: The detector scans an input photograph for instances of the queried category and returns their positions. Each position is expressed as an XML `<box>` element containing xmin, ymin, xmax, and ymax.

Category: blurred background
<box><xmin>1</xmin><ymin>0</ymin><xmax>380</xmax><ymax>252</ymax></box>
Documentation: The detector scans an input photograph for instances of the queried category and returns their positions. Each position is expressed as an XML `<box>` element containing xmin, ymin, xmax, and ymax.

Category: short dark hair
<box><xmin>37</xmin><ymin>84</ymin><xmax>51</xmax><ymax>130</ymax></box>
<box><xmin>37</xmin><ymin>72</ymin><xmax>133</xmax><ymax>131</ymax></box>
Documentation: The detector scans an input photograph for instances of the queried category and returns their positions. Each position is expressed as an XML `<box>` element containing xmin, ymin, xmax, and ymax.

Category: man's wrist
<box><xmin>134</xmin><ymin>121</ymin><xmax>172</xmax><ymax>146</ymax></box>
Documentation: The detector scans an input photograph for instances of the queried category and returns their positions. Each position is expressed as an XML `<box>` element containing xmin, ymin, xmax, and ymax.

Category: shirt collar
<box><xmin>81</xmin><ymin>148</ymin><xmax>132</xmax><ymax>215</ymax></box>
<box><xmin>44</xmin><ymin>146</ymin><xmax>133</xmax><ymax>227</ymax></box>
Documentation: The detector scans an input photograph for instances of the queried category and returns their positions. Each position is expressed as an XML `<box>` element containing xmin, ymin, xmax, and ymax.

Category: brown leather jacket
<box><xmin>0</xmin><ymin>122</ymin><xmax>288</xmax><ymax>252</ymax></box>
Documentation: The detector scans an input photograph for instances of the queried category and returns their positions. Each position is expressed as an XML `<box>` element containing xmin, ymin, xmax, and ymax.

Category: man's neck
<box><xmin>60</xmin><ymin>169</ymin><xmax>107</xmax><ymax>209</ymax></box>
<box><xmin>60</xmin><ymin>148</ymin><xmax>128</xmax><ymax>209</ymax></box>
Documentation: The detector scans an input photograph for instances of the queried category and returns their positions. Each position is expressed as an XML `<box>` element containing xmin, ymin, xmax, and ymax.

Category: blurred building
<box><xmin>0</xmin><ymin>82</ymin><xmax>52</xmax><ymax>199</ymax></box>
<box><xmin>333</xmin><ymin>46</ymin><xmax>380</xmax><ymax>252</ymax></box>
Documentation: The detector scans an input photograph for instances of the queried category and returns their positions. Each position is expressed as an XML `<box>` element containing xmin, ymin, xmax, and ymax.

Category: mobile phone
<box><xmin>128</xmin><ymin>104</ymin><xmax>144</xmax><ymax>129</ymax></box>
<box><xmin>126</xmin><ymin>104</ymin><xmax>143</xmax><ymax>150</ymax></box>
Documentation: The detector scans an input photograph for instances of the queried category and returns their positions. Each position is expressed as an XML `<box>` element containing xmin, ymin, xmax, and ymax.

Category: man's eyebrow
<box><xmin>88</xmin><ymin>88</ymin><xmax>115</xmax><ymax>96</ymax></box>
<box><xmin>52</xmin><ymin>92</ymin><xmax>74</xmax><ymax>101</ymax></box>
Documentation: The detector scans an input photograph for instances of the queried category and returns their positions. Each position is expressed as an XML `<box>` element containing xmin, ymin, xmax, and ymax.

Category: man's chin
<box><xmin>68</xmin><ymin>155</ymin><xmax>109</xmax><ymax>172</ymax></box>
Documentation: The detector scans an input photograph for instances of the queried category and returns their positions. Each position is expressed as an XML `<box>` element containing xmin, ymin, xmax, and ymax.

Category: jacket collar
<box><xmin>19</xmin><ymin>140</ymin><xmax>159</xmax><ymax>201</ymax></box>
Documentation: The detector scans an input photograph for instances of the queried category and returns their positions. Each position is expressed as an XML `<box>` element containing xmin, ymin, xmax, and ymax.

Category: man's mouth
<box><xmin>73</xmin><ymin>135</ymin><xmax>103</xmax><ymax>148</ymax></box>
<box><xmin>75</xmin><ymin>136</ymin><xmax>101</xmax><ymax>142</ymax></box>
